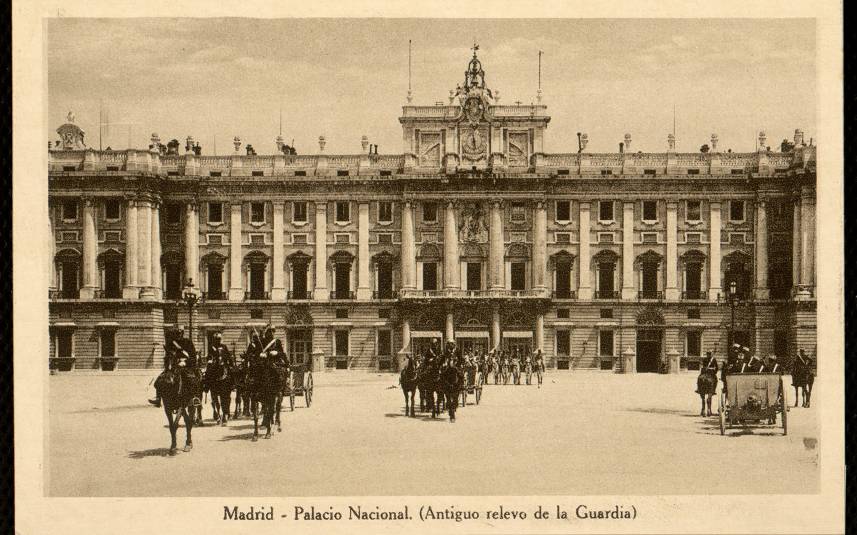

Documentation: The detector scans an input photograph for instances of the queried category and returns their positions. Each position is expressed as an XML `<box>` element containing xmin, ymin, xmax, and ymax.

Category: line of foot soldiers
<box><xmin>412</xmin><ymin>340</ymin><xmax>546</xmax><ymax>385</ymax></box>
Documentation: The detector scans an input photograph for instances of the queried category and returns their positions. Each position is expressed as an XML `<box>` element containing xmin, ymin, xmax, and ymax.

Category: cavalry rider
<box><xmin>762</xmin><ymin>354</ymin><xmax>781</xmax><ymax>374</ymax></box>
<box><xmin>261</xmin><ymin>325</ymin><xmax>287</xmax><ymax>367</ymax></box>
<box><xmin>745</xmin><ymin>350</ymin><xmax>764</xmax><ymax>373</ymax></box>
<box><xmin>533</xmin><ymin>348</ymin><xmax>545</xmax><ymax>371</ymax></box>
<box><xmin>208</xmin><ymin>332</ymin><xmax>233</xmax><ymax>368</ymax></box>
<box><xmin>426</xmin><ymin>339</ymin><xmax>441</xmax><ymax>366</ymax></box>
<box><xmin>149</xmin><ymin>325</ymin><xmax>198</xmax><ymax>407</ymax></box>
<box><xmin>700</xmin><ymin>351</ymin><xmax>719</xmax><ymax>375</ymax></box>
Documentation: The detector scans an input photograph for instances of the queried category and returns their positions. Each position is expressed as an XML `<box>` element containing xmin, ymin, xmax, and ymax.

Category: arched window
<box><xmin>372</xmin><ymin>252</ymin><xmax>397</xmax><ymax>299</ymax></box>
<box><xmin>635</xmin><ymin>250</ymin><xmax>663</xmax><ymax>299</ymax></box>
<box><xmin>505</xmin><ymin>243</ymin><xmax>530</xmax><ymax>291</ymax></box>
<box><xmin>97</xmin><ymin>248</ymin><xmax>124</xmax><ymax>298</ymax></box>
<box><xmin>55</xmin><ymin>248</ymin><xmax>81</xmax><ymax>299</ymax></box>
<box><xmin>549</xmin><ymin>250</ymin><xmax>575</xmax><ymax>298</ymax></box>
<box><xmin>244</xmin><ymin>250</ymin><xmax>270</xmax><ymax>300</ymax></box>
<box><xmin>160</xmin><ymin>250</ymin><xmax>184</xmax><ymax>300</ymax></box>
<box><xmin>287</xmin><ymin>251</ymin><xmax>312</xmax><ymax>300</ymax></box>
<box><xmin>330</xmin><ymin>250</ymin><xmax>354</xmax><ymax>299</ymax></box>
<box><xmin>417</xmin><ymin>244</ymin><xmax>441</xmax><ymax>291</ymax></box>
<box><xmin>680</xmin><ymin>249</ymin><xmax>706</xmax><ymax>300</ymax></box>
<box><xmin>200</xmin><ymin>252</ymin><xmax>227</xmax><ymax>300</ymax></box>
<box><xmin>592</xmin><ymin>250</ymin><xmax>619</xmax><ymax>299</ymax></box>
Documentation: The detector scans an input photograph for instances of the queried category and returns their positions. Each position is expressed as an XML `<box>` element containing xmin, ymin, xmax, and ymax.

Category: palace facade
<box><xmin>48</xmin><ymin>52</ymin><xmax>817</xmax><ymax>373</ymax></box>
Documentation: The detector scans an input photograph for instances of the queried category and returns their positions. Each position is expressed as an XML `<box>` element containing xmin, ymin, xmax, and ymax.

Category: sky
<box><xmin>47</xmin><ymin>18</ymin><xmax>816</xmax><ymax>154</ymax></box>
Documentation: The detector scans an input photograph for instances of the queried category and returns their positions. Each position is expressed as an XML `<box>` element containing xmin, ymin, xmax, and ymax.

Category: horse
<box><xmin>439</xmin><ymin>362</ymin><xmax>463</xmax><ymax>422</ymax></box>
<box><xmin>203</xmin><ymin>355</ymin><xmax>235</xmax><ymax>426</ymax></box>
<box><xmin>792</xmin><ymin>360</ymin><xmax>814</xmax><ymax>408</ymax></box>
<box><xmin>153</xmin><ymin>367</ymin><xmax>197</xmax><ymax>455</ymax></box>
<box><xmin>231</xmin><ymin>359</ymin><xmax>253</xmax><ymax>419</ymax></box>
<box><xmin>246</xmin><ymin>355</ymin><xmax>283</xmax><ymax>441</ymax></box>
<box><xmin>696</xmin><ymin>370</ymin><xmax>718</xmax><ymax>416</ymax></box>
<box><xmin>399</xmin><ymin>356</ymin><xmax>420</xmax><ymax>417</ymax></box>
<box><xmin>270</xmin><ymin>359</ymin><xmax>290</xmax><ymax>432</ymax></box>
<box><xmin>418</xmin><ymin>361</ymin><xmax>442</xmax><ymax>418</ymax></box>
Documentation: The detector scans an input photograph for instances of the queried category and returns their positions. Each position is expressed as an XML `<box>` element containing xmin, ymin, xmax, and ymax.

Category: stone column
<box><xmin>445</xmin><ymin>310</ymin><xmax>455</xmax><ymax>344</ymax></box>
<box><xmin>123</xmin><ymin>198</ymin><xmax>138</xmax><ymax>298</ymax></box>
<box><xmin>137</xmin><ymin>199</ymin><xmax>153</xmax><ymax>298</ymax></box>
<box><xmin>792</xmin><ymin>195</ymin><xmax>802</xmax><ymax>294</ymax></box>
<box><xmin>228</xmin><ymin>203</ymin><xmax>243</xmax><ymax>301</ymax></box>
<box><xmin>708</xmin><ymin>202</ymin><xmax>722</xmax><ymax>301</ymax></box>
<box><xmin>314</xmin><ymin>202</ymin><xmax>329</xmax><ymax>301</ymax></box>
<box><xmin>799</xmin><ymin>187</ymin><xmax>815</xmax><ymax>292</ymax></box>
<box><xmin>401</xmin><ymin>319</ymin><xmax>411</xmax><ymax>353</ymax></box>
<box><xmin>754</xmin><ymin>200</ymin><xmax>769</xmax><ymax>299</ymax></box>
<box><xmin>184</xmin><ymin>203</ymin><xmax>199</xmax><ymax>289</ymax></box>
<box><xmin>150</xmin><ymin>200</ymin><xmax>162</xmax><ymax>299</ymax></box>
<box><xmin>491</xmin><ymin>305</ymin><xmax>501</xmax><ymax>350</ymax></box>
<box><xmin>489</xmin><ymin>200</ymin><xmax>505</xmax><ymax>290</ymax></box>
<box><xmin>533</xmin><ymin>201</ymin><xmax>547</xmax><ymax>294</ymax></box>
<box><xmin>443</xmin><ymin>201</ymin><xmax>460</xmax><ymax>290</ymax></box>
<box><xmin>80</xmin><ymin>197</ymin><xmax>98</xmax><ymax>298</ymax></box>
<box><xmin>401</xmin><ymin>201</ymin><xmax>416</xmax><ymax>289</ymax></box>
<box><xmin>665</xmin><ymin>202</ymin><xmax>679</xmax><ymax>300</ymax></box>
<box><xmin>535</xmin><ymin>313</ymin><xmax>544</xmax><ymax>352</ymax></box>
<box><xmin>357</xmin><ymin>202</ymin><xmax>371</xmax><ymax>300</ymax></box>
<box><xmin>621</xmin><ymin>201</ymin><xmax>635</xmax><ymax>299</ymax></box>
<box><xmin>578</xmin><ymin>201</ymin><xmax>592</xmax><ymax>299</ymax></box>
<box><xmin>271</xmin><ymin>202</ymin><xmax>286</xmax><ymax>300</ymax></box>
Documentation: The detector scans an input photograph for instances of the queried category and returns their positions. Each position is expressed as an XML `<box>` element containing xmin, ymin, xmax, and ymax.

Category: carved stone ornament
<box><xmin>464</xmin><ymin>96</ymin><xmax>485</xmax><ymax>125</ymax></box>
<box><xmin>461</xmin><ymin>127</ymin><xmax>487</xmax><ymax>162</ymax></box>
<box><xmin>458</xmin><ymin>202</ymin><xmax>488</xmax><ymax>243</ymax></box>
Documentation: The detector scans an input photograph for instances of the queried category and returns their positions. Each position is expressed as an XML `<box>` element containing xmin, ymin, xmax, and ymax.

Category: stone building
<box><xmin>48</xmin><ymin>51</ymin><xmax>816</xmax><ymax>373</ymax></box>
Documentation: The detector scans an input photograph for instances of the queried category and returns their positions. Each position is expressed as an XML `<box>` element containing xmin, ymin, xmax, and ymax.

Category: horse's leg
<box><xmin>699</xmin><ymin>394</ymin><xmax>706</xmax><ymax>416</ymax></box>
<box><xmin>806</xmin><ymin>382</ymin><xmax>812</xmax><ymax>408</ymax></box>
<box><xmin>252</xmin><ymin>398</ymin><xmax>259</xmax><ymax>442</ymax></box>
<box><xmin>264</xmin><ymin>398</ymin><xmax>273</xmax><ymax>439</ymax></box>
<box><xmin>706</xmin><ymin>394</ymin><xmax>713</xmax><ymax>416</ymax></box>
<box><xmin>164</xmin><ymin>405</ymin><xmax>178</xmax><ymax>454</ymax></box>
<box><xmin>276</xmin><ymin>394</ymin><xmax>283</xmax><ymax>433</ymax></box>
<box><xmin>183</xmin><ymin>407</ymin><xmax>193</xmax><ymax>452</ymax></box>
<box><xmin>402</xmin><ymin>387</ymin><xmax>408</xmax><ymax>416</ymax></box>
<box><xmin>794</xmin><ymin>386</ymin><xmax>799</xmax><ymax>407</ymax></box>
<box><xmin>410</xmin><ymin>390</ymin><xmax>416</xmax><ymax>417</ymax></box>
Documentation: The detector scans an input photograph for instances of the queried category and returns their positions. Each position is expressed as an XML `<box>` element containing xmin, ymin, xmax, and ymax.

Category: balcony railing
<box><xmin>595</xmin><ymin>290</ymin><xmax>620</xmax><ymax>299</ymax></box>
<box><xmin>330</xmin><ymin>290</ymin><xmax>355</xmax><ymax>300</ymax></box>
<box><xmin>244</xmin><ymin>291</ymin><xmax>271</xmax><ymax>301</ymax></box>
<box><xmin>95</xmin><ymin>289</ymin><xmax>123</xmax><ymax>299</ymax></box>
<box><xmin>399</xmin><ymin>289</ymin><xmax>445</xmax><ymax>299</ymax></box>
<box><xmin>637</xmin><ymin>290</ymin><xmax>664</xmax><ymax>300</ymax></box>
<box><xmin>287</xmin><ymin>290</ymin><xmax>312</xmax><ymax>300</ymax></box>
<box><xmin>681</xmin><ymin>290</ymin><xmax>707</xmax><ymax>300</ymax></box>
<box><xmin>373</xmin><ymin>290</ymin><xmax>397</xmax><ymax>300</ymax></box>
<box><xmin>50</xmin><ymin>289</ymin><xmax>79</xmax><ymax>299</ymax></box>
<box><xmin>552</xmin><ymin>290</ymin><xmax>578</xmax><ymax>300</ymax></box>
<box><xmin>202</xmin><ymin>291</ymin><xmax>226</xmax><ymax>301</ymax></box>
<box><xmin>398</xmin><ymin>288</ymin><xmax>547</xmax><ymax>299</ymax></box>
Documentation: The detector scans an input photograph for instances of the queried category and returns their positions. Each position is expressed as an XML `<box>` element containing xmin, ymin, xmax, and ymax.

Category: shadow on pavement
<box><xmin>220</xmin><ymin>432</ymin><xmax>261</xmax><ymax>441</ymax></box>
<box><xmin>622</xmin><ymin>407</ymin><xmax>699</xmax><ymax>417</ymax></box>
<box><xmin>127</xmin><ymin>447</ymin><xmax>175</xmax><ymax>459</ymax></box>
<box><xmin>69</xmin><ymin>404</ymin><xmax>152</xmax><ymax>414</ymax></box>
<box><xmin>384</xmin><ymin>412</ymin><xmax>448</xmax><ymax>422</ymax></box>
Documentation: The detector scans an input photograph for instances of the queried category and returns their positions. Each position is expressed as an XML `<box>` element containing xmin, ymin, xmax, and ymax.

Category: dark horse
<box><xmin>153</xmin><ymin>368</ymin><xmax>197</xmax><ymax>455</ymax></box>
<box><xmin>792</xmin><ymin>358</ymin><xmax>814</xmax><ymax>408</ymax></box>
<box><xmin>232</xmin><ymin>359</ymin><xmax>253</xmax><ymax>419</ymax></box>
<box><xmin>418</xmin><ymin>360</ymin><xmax>444</xmax><ymax>417</ymax></box>
<box><xmin>438</xmin><ymin>362</ymin><xmax>463</xmax><ymax>422</ymax></box>
<box><xmin>203</xmin><ymin>354</ymin><xmax>235</xmax><ymax>426</ymax></box>
<box><xmin>399</xmin><ymin>356</ymin><xmax>420</xmax><ymax>417</ymax></box>
<box><xmin>696</xmin><ymin>371</ymin><xmax>718</xmax><ymax>416</ymax></box>
<box><xmin>246</xmin><ymin>356</ymin><xmax>283</xmax><ymax>441</ymax></box>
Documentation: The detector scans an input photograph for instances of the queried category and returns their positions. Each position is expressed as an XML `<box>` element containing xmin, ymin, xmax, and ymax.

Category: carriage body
<box><xmin>460</xmin><ymin>365</ymin><xmax>483</xmax><ymax>405</ymax></box>
<box><xmin>719</xmin><ymin>373</ymin><xmax>787</xmax><ymax>435</ymax></box>
<box><xmin>282</xmin><ymin>364</ymin><xmax>314</xmax><ymax>410</ymax></box>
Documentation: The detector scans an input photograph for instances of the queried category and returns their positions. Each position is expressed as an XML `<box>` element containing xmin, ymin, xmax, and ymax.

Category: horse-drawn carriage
<box><xmin>460</xmin><ymin>364</ymin><xmax>483</xmax><ymax>406</ymax></box>
<box><xmin>283</xmin><ymin>364</ymin><xmax>313</xmax><ymax>410</ymax></box>
<box><xmin>719</xmin><ymin>373</ymin><xmax>788</xmax><ymax>436</ymax></box>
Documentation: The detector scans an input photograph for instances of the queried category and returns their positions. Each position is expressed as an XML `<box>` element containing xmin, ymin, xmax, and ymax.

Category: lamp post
<box><xmin>728</xmin><ymin>280</ymin><xmax>738</xmax><ymax>349</ymax></box>
<box><xmin>181</xmin><ymin>278</ymin><xmax>201</xmax><ymax>345</ymax></box>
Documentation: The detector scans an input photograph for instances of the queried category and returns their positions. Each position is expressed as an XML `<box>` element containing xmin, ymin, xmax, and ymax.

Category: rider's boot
<box><xmin>148</xmin><ymin>396</ymin><xmax>161</xmax><ymax>407</ymax></box>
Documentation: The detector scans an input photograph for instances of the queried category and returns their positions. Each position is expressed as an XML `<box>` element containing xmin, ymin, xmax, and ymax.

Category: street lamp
<box><xmin>728</xmin><ymin>280</ymin><xmax>738</xmax><ymax>350</ymax></box>
<box><xmin>180</xmin><ymin>278</ymin><xmax>201</xmax><ymax>343</ymax></box>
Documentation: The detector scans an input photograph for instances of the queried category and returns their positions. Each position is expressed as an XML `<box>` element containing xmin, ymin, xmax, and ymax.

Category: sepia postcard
<box><xmin>12</xmin><ymin>1</ymin><xmax>845</xmax><ymax>533</ymax></box>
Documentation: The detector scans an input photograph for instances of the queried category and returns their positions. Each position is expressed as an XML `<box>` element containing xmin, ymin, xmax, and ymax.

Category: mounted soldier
<box><xmin>208</xmin><ymin>332</ymin><xmax>233</xmax><ymax>368</ymax></box>
<box><xmin>761</xmin><ymin>354</ymin><xmax>781</xmax><ymax>374</ymax></box>
<box><xmin>149</xmin><ymin>325</ymin><xmax>197</xmax><ymax>407</ymax></box>
<box><xmin>745</xmin><ymin>351</ymin><xmax>764</xmax><ymax>373</ymax></box>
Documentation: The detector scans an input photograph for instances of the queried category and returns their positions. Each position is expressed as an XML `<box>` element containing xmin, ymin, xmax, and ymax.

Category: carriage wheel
<box><xmin>305</xmin><ymin>373</ymin><xmax>313</xmax><ymax>407</ymax></box>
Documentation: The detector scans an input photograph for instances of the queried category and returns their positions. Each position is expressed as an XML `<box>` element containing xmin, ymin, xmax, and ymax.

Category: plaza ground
<box><xmin>47</xmin><ymin>371</ymin><xmax>819</xmax><ymax>497</ymax></box>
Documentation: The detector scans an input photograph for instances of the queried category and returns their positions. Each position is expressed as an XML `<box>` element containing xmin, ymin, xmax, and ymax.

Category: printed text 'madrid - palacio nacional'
<box><xmin>47</xmin><ymin>51</ymin><xmax>816</xmax><ymax>373</ymax></box>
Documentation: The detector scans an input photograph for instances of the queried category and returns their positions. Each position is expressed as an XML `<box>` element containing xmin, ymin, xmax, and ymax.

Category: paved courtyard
<box><xmin>47</xmin><ymin>371</ymin><xmax>819</xmax><ymax>497</ymax></box>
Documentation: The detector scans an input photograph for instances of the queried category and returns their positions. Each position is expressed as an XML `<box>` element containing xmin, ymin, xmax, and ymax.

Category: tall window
<box><xmin>597</xmin><ymin>262</ymin><xmax>615</xmax><ymax>297</ymax></box>
<box><xmin>378</xmin><ymin>202</ymin><xmax>393</xmax><ymax>223</ymax></box>
<box><xmin>555</xmin><ymin>261</ymin><xmax>572</xmax><ymax>298</ymax></box>
<box><xmin>334</xmin><ymin>262</ymin><xmax>352</xmax><ymax>298</ymax></box>
<box><xmin>556</xmin><ymin>201</ymin><xmax>571</xmax><ymax>222</ymax></box>
<box><xmin>293</xmin><ymin>202</ymin><xmax>307</xmax><ymax>223</ymax></box>
<box><xmin>684</xmin><ymin>262</ymin><xmax>702</xmax><ymax>299</ymax></box>
<box><xmin>686</xmin><ymin>331</ymin><xmax>702</xmax><ymax>358</ymax></box>
<box><xmin>377</xmin><ymin>330</ymin><xmax>392</xmax><ymax>357</ymax></box>
<box><xmin>206</xmin><ymin>265</ymin><xmax>224</xmax><ymax>299</ymax></box>
<box><xmin>422</xmin><ymin>202</ymin><xmax>437</xmax><ymax>223</ymax></box>
<box><xmin>250</xmin><ymin>202</ymin><xmax>266</xmax><ymax>223</ymax></box>
<box><xmin>686</xmin><ymin>200</ymin><xmax>702</xmax><ymax>222</ymax></box>
<box><xmin>599</xmin><ymin>330</ymin><xmax>614</xmax><ymax>357</ymax></box>
<box><xmin>376</xmin><ymin>259</ymin><xmax>393</xmax><ymax>299</ymax></box>
<box><xmin>422</xmin><ymin>262</ymin><xmax>438</xmax><ymax>291</ymax></box>
<box><xmin>466</xmin><ymin>262</ymin><xmax>482</xmax><ymax>292</ymax></box>
<box><xmin>60</xmin><ymin>259</ymin><xmax>80</xmax><ymax>299</ymax></box>
<box><xmin>556</xmin><ymin>330</ymin><xmax>571</xmax><ymax>356</ymax></box>
<box><xmin>335</xmin><ymin>330</ymin><xmax>349</xmax><ymax>362</ymax></box>
<box><xmin>103</xmin><ymin>260</ymin><xmax>122</xmax><ymax>298</ymax></box>
<box><xmin>599</xmin><ymin>201</ymin><xmax>614</xmax><ymax>222</ymax></box>
<box><xmin>248</xmin><ymin>263</ymin><xmax>267</xmax><ymax>299</ymax></box>
<box><xmin>208</xmin><ymin>202</ymin><xmax>223</xmax><ymax>224</ymax></box>
<box><xmin>290</xmin><ymin>260</ymin><xmax>309</xmax><ymax>299</ymax></box>
<box><xmin>640</xmin><ymin>262</ymin><xmax>659</xmax><ymax>298</ymax></box>
<box><xmin>99</xmin><ymin>330</ymin><xmax>116</xmax><ymax>358</ymax></box>
<box><xmin>335</xmin><ymin>201</ymin><xmax>350</xmax><ymax>223</ymax></box>
<box><xmin>642</xmin><ymin>200</ymin><xmax>657</xmax><ymax>222</ymax></box>
<box><xmin>164</xmin><ymin>263</ymin><xmax>182</xmax><ymax>300</ymax></box>
<box><xmin>166</xmin><ymin>203</ymin><xmax>182</xmax><ymax>225</ymax></box>
<box><xmin>511</xmin><ymin>262</ymin><xmax>526</xmax><ymax>291</ymax></box>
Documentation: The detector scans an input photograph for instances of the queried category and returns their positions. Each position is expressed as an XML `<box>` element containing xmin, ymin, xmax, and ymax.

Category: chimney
<box><xmin>794</xmin><ymin>129</ymin><xmax>805</xmax><ymax>146</ymax></box>
<box><xmin>619</xmin><ymin>142</ymin><xmax>624</xmax><ymax>154</ymax></box>
<box><xmin>361</xmin><ymin>135</ymin><xmax>369</xmax><ymax>154</ymax></box>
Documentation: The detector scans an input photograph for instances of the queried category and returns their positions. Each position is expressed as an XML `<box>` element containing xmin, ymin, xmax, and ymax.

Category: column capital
<box><xmin>666</xmin><ymin>201</ymin><xmax>678</xmax><ymax>210</ymax></box>
<box><xmin>489</xmin><ymin>198</ymin><xmax>504</xmax><ymax>208</ymax></box>
<box><xmin>83</xmin><ymin>196</ymin><xmax>95</xmax><ymax>208</ymax></box>
<box><xmin>579</xmin><ymin>201</ymin><xmax>591</xmax><ymax>211</ymax></box>
<box><xmin>534</xmin><ymin>200</ymin><xmax>547</xmax><ymax>210</ymax></box>
<box><xmin>709</xmin><ymin>201</ymin><xmax>722</xmax><ymax>210</ymax></box>
<box><xmin>403</xmin><ymin>200</ymin><xmax>413</xmax><ymax>209</ymax></box>
<box><xmin>445</xmin><ymin>199</ymin><xmax>457</xmax><ymax>209</ymax></box>
<box><xmin>315</xmin><ymin>201</ymin><xmax>328</xmax><ymax>211</ymax></box>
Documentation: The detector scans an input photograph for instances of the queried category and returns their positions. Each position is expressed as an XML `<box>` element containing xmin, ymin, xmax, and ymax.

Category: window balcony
<box><xmin>552</xmin><ymin>290</ymin><xmax>578</xmax><ymax>300</ymax></box>
<box><xmin>330</xmin><ymin>290</ymin><xmax>355</xmax><ymax>300</ymax></box>
<box><xmin>287</xmin><ymin>290</ymin><xmax>312</xmax><ymax>300</ymax></box>
<box><xmin>244</xmin><ymin>291</ymin><xmax>270</xmax><ymax>301</ymax></box>
<box><xmin>681</xmin><ymin>290</ymin><xmax>707</xmax><ymax>300</ymax></box>
<box><xmin>595</xmin><ymin>290</ymin><xmax>620</xmax><ymax>299</ymax></box>
<box><xmin>51</xmin><ymin>289</ymin><xmax>80</xmax><ymax>299</ymax></box>
<box><xmin>202</xmin><ymin>291</ymin><xmax>226</xmax><ymax>301</ymax></box>
<box><xmin>373</xmin><ymin>289</ymin><xmax>397</xmax><ymax>300</ymax></box>
<box><xmin>95</xmin><ymin>289</ymin><xmax>123</xmax><ymax>299</ymax></box>
<box><xmin>637</xmin><ymin>290</ymin><xmax>664</xmax><ymax>300</ymax></box>
<box><xmin>399</xmin><ymin>289</ymin><xmax>446</xmax><ymax>299</ymax></box>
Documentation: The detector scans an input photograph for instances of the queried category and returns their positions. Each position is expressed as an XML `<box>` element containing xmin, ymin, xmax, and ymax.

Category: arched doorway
<box><xmin>636</xmin><ymin>306</ymin><xmax>665</xmax><ymax>373</ymax></box>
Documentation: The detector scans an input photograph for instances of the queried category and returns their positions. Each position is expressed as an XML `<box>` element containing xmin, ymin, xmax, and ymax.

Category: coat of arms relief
<box><xmin>458</xmin><ymin>202</ymin><xmax>488</xmax><ymax>243</ymax></box>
